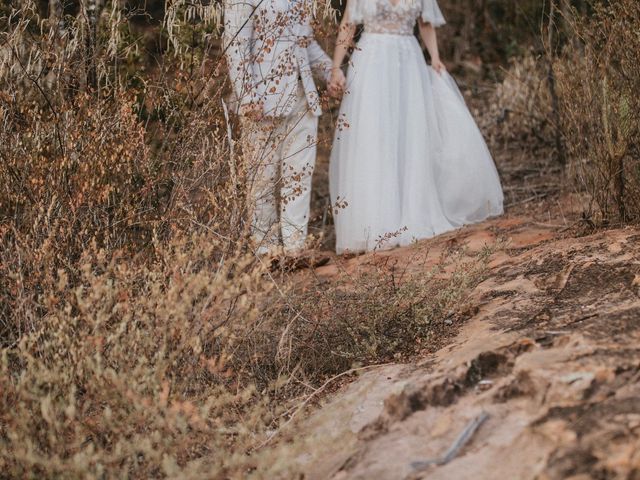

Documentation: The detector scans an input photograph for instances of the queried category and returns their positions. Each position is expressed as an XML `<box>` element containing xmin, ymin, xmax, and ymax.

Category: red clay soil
<box><xmin>267</xmin><ymin>193</ymin><xmax>640</xmax><ymax>480</ymax></box>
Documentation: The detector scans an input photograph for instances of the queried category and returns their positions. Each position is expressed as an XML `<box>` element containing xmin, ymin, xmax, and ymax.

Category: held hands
<box><xmin>328</xmin><ymin>67</ymin><xmax>347</xmax><ymax>97</ymax></box>
<box><xmin>432</xmin><ymin>58</ymin><xmax>447</xmax><ymax>75</ymax></box>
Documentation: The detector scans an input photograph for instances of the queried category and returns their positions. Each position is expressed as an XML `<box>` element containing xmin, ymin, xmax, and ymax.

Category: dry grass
<box><xmin>554</xmin><ymin>0</ymin><xmax>640</xmax><ymax>223</ymax></box>
<box><xmin>0</xmin><ymin>225</ymin><xmax>489</xmax><ymax>477</ymax></box>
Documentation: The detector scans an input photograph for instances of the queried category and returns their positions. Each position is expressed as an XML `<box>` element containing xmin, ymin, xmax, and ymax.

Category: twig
<box><xmin>506</xmin><ymin>193</ymin><xmax>549</xmax><ymax>207</ymax></box>
<box><xmin>530</xmin><ymin>221</ymin><xmax>566</xmax><ymax>229</ymax></box>
<box><xmin>554</xmin><ymin>263</ymin><xmax>576</xmax><ymax>293</ymax></box>
<box><xmin>10</xmin><ymin>46</ymin><xmax>65</xmax><ymax>156</ymax></box>
<box><xmin>410</xmin><ymin>411</ymin><xmax>490</xmax><ymax>471</ymax></box>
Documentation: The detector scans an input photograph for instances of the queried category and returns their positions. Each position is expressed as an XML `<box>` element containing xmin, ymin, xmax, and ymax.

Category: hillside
<box><xmin>261</xmin><ymin>196</ymin><xmax>640</xmax><ymax>479</ymax></box>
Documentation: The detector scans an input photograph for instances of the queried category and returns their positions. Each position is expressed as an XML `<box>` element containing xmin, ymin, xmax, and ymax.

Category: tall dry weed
<box><xmin>555</xmin><ymin>0</ymin><xmax>640</xmax><ymax>222</ymax></box>
<box><xmin>478</xmin><ymin>53</ymin><xmax>554</xmax><ymax>153</ymax></box>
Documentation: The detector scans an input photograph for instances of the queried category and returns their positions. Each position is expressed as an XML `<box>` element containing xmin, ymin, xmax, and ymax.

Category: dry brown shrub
<box><xmin>230</xmin><ymin>249</ymin><xmax>491</xmax><ymax>394</ymax></box>
<box><xmin>0</xmin><ymin>239</ymin><xmax>275</xmax><ymax>478</ymax></box>
<box><xmin>555</xmin><ymin>0</ymin><xmax>640</xmax><ymax>223</ymax></box>
<box><xmin>0</xmin><ymin>232</ymin><xmax>490</xmax><ymax>477</ymax></box>
<box><xmin>477</xmin><ymin>53</ymin><xmax>554</xmax><ymax>154</ymax></box>
<box><xmin>436</xmin><ymin>0</ymin><xmax>548</xmax><ymax>66</ymax></box>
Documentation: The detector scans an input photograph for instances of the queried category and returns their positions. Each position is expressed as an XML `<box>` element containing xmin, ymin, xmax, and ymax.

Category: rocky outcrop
<box><xmin>293</xmin><ymin>220</ymin><xmax>640</xmax><ymax>480</ymax></box>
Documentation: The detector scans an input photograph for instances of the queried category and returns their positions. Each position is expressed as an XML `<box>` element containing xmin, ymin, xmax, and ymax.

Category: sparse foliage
<box><xmin>554</xmin><ymin>0</ymin><xmax>640</xmax><ymax>223</ymax></box>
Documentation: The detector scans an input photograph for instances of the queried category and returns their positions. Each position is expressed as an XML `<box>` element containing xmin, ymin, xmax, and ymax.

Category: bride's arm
<box><xmin>418</xmin><ymin>20</ymin><xmax>446</xmax><ymax>74</ymax></box>
<box><xmin>328</xmin><ymin>4</ymin><xmax>356</xmax><ymax>95</ymax></box>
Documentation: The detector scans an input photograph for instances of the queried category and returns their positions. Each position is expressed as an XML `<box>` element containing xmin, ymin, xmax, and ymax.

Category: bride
<box><xmin>328</xmin><ymin>0</ymin><xmax>504</xmax><ymax>254</ymax></box>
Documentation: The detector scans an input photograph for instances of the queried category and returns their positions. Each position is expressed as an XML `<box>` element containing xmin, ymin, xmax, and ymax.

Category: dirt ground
<box><xmin>240</xmin><ymin>59</ymin><xmax>640</xmax><ymax>476</ymax></box>
<box><xmin>262</xmin><ymin>95</ymin><xmax>640</xmax><ymax>478</ymax></box>
<box><xmin>280</xmin><ymin>195</ymin><xmax>640</xmax><ymax>479</ymax></box>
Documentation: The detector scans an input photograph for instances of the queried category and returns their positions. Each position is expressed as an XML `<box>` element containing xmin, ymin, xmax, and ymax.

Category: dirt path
<box><xmin>281</xmin><ymin>202</ymin><xmax>640</xmax><ymax>479</ymax></box>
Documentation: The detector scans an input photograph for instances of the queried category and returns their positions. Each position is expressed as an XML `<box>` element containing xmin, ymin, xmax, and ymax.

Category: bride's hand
<box><xmin>328</xmin><ymin>67</ymin><xmax>346</xmax><ymax>97</ymax></box>
<box><xmin>432</xmin><ymin>59</ymin><xmax>447</xmax><ymax>75</ymax></box>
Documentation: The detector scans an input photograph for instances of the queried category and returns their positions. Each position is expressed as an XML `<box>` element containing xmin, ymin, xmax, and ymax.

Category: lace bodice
<box><xmin>363</xmin><ymin>0</ymin><xmax>422</xmax><ymax>35</ymax></box>
<box><xmin>364</xmin><ymin>0</ymin><xmax>420</xmax><ymax>35</ymax></box>
<box><xmin>348</xmin><ymin>0</ymin><xmax>446</xmax><ymax>35</ymax></box>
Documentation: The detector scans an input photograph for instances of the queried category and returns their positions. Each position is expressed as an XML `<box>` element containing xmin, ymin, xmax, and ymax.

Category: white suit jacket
<box><xmin>224</xmin><ymin>0</ymin><xmax>332</xmax><ymax>117</ymax></box>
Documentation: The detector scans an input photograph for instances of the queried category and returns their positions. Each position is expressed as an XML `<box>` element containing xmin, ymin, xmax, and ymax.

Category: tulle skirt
<box><xmin>329</xmin><ymin>33</ymin><xmax>504</xmax><ymax>254</ymax></box>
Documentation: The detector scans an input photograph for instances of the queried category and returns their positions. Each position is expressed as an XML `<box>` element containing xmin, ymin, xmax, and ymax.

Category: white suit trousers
<box><xmin>244</xmin><ymin>83</ymin><xmax>318</xmax><ymax>254</ymax></box>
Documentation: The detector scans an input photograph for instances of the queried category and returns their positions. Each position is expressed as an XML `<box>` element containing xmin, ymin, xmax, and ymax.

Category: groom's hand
<box><xmin>328</xmin><ymin>67</ymin><xmax>346</xmax><ymax>97</ymax></box>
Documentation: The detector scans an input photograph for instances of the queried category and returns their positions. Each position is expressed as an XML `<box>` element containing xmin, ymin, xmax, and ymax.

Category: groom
<box><xmin>224</xmin><ymin>0</ymin><xmax>343</xmax><ymax>257</ymax></box>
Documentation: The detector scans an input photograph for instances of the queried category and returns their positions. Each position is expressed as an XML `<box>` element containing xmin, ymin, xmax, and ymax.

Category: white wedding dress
<box><xmin>330</xmin><ymin>0</ymin><xmax>504</xmax><ymax>254</ymax></box>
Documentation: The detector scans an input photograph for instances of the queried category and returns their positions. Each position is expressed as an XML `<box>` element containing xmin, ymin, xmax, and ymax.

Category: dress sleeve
<box><xmin>421</xmin><ymin>0</ymin><xmax>446</xmax><ymax>27</ymax></box>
